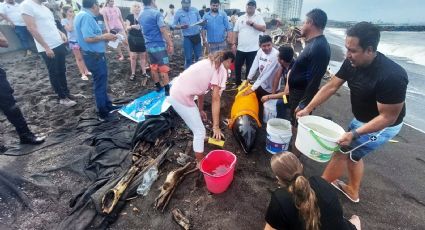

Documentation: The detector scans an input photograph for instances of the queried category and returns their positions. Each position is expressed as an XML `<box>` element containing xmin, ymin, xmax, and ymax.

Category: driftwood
<box><xmin>154</xmin><ymin>162</ymin><xmax>198</xmax><ymax>212</ymax></box>
<box><xmin>101</xmin><ymin>142</ymin><xmax>174</xmax><ymax>214</ymax></box>
<box><xmin>271</xmin><ymin>26</ymin><xmax>303</xmax><ymax>57</ymax></box>
<box><xmin>172</xmin><ymin>208</ymin><xmax>190</xmax><ymax>230</ymax></box>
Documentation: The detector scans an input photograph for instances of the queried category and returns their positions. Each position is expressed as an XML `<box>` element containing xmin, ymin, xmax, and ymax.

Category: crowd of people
<box><xmin>0</xmin><ymin>0</ymin><xmax>409</xmax><ymax>229</ymax></box>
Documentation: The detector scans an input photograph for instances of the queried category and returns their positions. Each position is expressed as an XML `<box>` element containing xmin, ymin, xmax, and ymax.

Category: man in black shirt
<box><xmin>297</xmin><ymin>22</ymin><xmax>408</xmax><ymax>203</ymax></box>
<box><xmin>288</xmin><ymin>8</ymin><xmax>330</xmax><ymax>125</ymax></box>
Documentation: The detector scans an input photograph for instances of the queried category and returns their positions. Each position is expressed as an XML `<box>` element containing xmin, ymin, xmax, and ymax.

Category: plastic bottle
<box><xmin>136</xmin><ymin>166</ymin><xmax>159</xmax><ymax>196</ymax></box>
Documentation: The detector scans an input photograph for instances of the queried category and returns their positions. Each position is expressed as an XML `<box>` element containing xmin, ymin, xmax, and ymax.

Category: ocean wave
<box><xmin>326</xmin><ymin>28</ymin><xmax>425</xmax><ymax>67</ymax></box>
<box><xmin>326</xmin><ymin>28</ymin><xmax>346</xmax><ymax>37</ymax></box>
<box><xmin>378</xmin><ymin>43</ymin><xmax>425</xmax><ymax>66</ymax></box>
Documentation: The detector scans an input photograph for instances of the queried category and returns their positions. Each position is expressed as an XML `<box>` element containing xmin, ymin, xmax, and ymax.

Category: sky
<box><xmin>155</xmin><ymin>0</ymin><xmax>425</xmax><ymax>24</ymax></box>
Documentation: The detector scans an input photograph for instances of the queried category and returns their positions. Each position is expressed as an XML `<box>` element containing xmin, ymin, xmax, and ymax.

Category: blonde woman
<box><xmin>168</xmin><ymin>51</ymin><xmax>235</xmax><ymax>163</ymax></box>
<box><xmin>102</xmin><ymin>0</ymin><xmax>127</xmax><ymax>60</ymax></box>
<box><xmin>265</xmin><ymin>152</ymin><xmax>361</xmax><ymax>230</ymax></box>
<box><xmin>61</xmin><ymin>5</ymin><xmax>91</xmax><ymax>80</ymax></box>
<box><xmin>125</xmin><ymin>3</ymin><xmax>149</xmax><ymax>81</ymax></box>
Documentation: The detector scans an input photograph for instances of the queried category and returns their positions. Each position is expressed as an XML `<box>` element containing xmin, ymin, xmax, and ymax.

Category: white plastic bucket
<box><xmin>296</xmin><ymin>115</ymin><xmax>345</xmax><ymax>162</ymax></box>
<box><xmin>263</xmin><ymin>99</ymin><xmax>278</xmax><ymax>124</ymax></box>
<box><xmin>266</xmin><ymin>118</ymin><xmax>292</xmax><ymax>154</ymax></box>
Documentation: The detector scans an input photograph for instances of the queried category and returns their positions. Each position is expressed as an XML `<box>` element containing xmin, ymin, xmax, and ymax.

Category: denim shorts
<box><xmin>343</xmin><ymin>118</ymin><xmax>403</xmax><ymax>161</ymax></box>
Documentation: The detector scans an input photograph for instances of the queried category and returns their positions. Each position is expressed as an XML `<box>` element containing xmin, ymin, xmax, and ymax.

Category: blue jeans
<box><xmin>183</xmin><ymin>36</ymin><xmax>202</xmax><ymax>69</ymax></box>
<box><xmin>82</xmin><ymin>52</ymin><xmax>112</xmax><ymax>117</ymax></box>
<box><xmin>345</xmin><ymin>118</ymin><xmax>403</xmax><ymax>161</ymax></box>
<box><xmin>14</xmin><ymin>26</ymin><xmax>33</xmax><ymax>51</ymax></box>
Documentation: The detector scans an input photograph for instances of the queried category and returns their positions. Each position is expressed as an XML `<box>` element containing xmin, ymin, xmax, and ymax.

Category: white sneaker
<box><xmin>81</xmin><ymin>74</ymin><xmax>89</xmax><ymax>80</ymax></box>
<box><xmin>59</xmin><ymin>98</ymin><xmax>77</xmax><ymax>107</ymax></box>
<box><xmin>86</xmin><ymin>72</ymin><xmax>92</xmax><ymax>76</ymax></box>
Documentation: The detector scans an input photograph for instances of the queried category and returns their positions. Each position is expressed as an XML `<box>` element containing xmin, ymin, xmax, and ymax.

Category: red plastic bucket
<box><xmin>200</xmin><ymin>150</ymin><xmax>237</xmax><ymax>194</ymax></box>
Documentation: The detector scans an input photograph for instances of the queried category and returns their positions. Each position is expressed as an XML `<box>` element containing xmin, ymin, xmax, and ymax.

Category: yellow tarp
<box><xmin>228</xmin><ymin>81</ymin><xmax>262</xmax><ymax>129</ymax></box>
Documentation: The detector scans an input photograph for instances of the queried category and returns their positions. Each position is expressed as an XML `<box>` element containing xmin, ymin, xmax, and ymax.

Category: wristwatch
<box><xmin>350</xmin><ymin>129</ymin><xmax>360</xmax><ymax>140</ymax></box>
<box><xmin>250</xmin><ymin>22</ymin><xmax>255</xmax><ymax>27</ymax></box>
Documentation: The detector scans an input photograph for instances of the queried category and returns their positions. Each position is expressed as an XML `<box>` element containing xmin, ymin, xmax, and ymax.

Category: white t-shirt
<box><xmin>20</xmin><ymin>0</ymin><xmax>63</xmax><ymax>52</ymax></box>
<box><xmin>233</xmin><ymin>13</ymin><xmax>265</xmax><ymax>52</ymax></box>
<box><xmin>0</xmin><ymin>2</ymin><xmax>26</xmax><ymax>26</ymax></box>
<box><xmin>164</xmin><ymin>9</ymin><xmax>174</xmax><ymax>25</ymax></box>
<box><xmin>247</xmin><ymin>47</ymin><xmax>280</xmax><ymax>93</ymax></box>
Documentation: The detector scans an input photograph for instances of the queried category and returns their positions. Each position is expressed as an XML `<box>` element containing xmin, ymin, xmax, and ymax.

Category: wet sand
<box><xmin>0</xmin><ymin>43</ymin><xmax>424</xmax><ymax>229</ymax></box>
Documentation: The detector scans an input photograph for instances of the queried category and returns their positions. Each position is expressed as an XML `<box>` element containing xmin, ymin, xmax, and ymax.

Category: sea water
<box><xmin>325</xmin><ymin>28</ymin><xmax>425</xmax><ymax>133</ymax></box>
<box><xmin>304</xmin><ymin>123</ymin><xmax>341</xmax><ymax>139</ymax></box>
<box><xmin>212</xmin><ymin>164</ymin><xmax>230</xmax><ymax>176</ymax></box>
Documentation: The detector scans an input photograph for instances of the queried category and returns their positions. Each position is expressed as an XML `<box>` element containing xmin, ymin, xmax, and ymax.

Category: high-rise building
<box><xmin>273</xmin><ymin>0</ymin><xmax>303</xmax><ymax>21</ymax></box>
<box><xmin>221</xmin><ymin>0</ymin><xmax>231</xmax><ymax>10</ymax></box>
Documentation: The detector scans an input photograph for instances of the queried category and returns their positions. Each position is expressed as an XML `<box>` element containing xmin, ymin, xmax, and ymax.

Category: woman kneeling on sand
<box><xmin>265</xmin><ymin>152</ymin><xmax>361</xmax><ymax>230</ymax></box>
<box><xmin>168</xmin><ymin>51</ymin><xmax>235</xmax><ymax>163</ymax></box>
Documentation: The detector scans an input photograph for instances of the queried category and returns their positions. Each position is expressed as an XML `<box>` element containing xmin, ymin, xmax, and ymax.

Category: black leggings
<box><xmin>234</xmin><ymin>50</ymin><xmax>257</xmax><ymax>85</ymax></box>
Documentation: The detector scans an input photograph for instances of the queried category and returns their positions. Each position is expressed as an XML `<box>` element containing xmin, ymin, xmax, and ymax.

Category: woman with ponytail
<box><xmin>265</xmin><ymin>152</ymin><xmax>361</xmax><ymax>230</ymax></box>
<box><xmin>168</xmin><ymin>51</ymin><xmax>235</xmax><ymax>164</ymax></box>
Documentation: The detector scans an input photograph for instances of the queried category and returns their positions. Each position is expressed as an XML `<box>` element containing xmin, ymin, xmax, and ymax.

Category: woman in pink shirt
<box><xmin>102</xmin><ymin>0</ymin><xmax>127</xmax><ymax>60</ymax></box>
<box><xmin>168</xmin><ymin>51</ymin><xmax>235</xmax><ymax>163</ymax></box>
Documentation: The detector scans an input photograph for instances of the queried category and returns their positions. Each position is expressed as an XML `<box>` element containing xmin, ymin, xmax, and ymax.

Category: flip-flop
<box><xmin>331</xmin><ymin>180</ymin><xmax>360</xmax><ymax>203</ymax></box>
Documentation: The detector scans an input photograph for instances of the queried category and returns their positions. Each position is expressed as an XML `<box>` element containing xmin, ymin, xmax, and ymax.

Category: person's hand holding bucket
<box><xmin>337</xmin><ymin>131</ymin><xmax>355</xmax><ymax>147</ymax></box>
<box><xmin>296</xmin><ymin>107</ymin><xmax>313</xmax><ymax>119</ymax></box>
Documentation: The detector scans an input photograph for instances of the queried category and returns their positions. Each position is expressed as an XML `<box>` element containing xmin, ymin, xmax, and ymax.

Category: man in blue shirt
<box><xmin>201</xmin><ymin>0</ymin><xmax>232</xmax><ymax>54</ymax></box>
<box><xmin>74</xmin><ymin>0</ymin><xmax>119</xmax><ymax>121</ymax></box>
<box><xmin>172</xmin><ymin>0</ymin><xmax>203</xmax><ymax>69</ymax></box>
<box><xmin>139</xmin><ymin>0</ymin><xmax>174</xmax><ymax>95</ymax></box>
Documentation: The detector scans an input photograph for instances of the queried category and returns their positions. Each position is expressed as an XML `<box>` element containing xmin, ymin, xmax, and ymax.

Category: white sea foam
<box><xmin>326</xmin><ymin>28</ymin><xmax>425</xmax><ymax>67</ymax></box>
<box><xmin>378</xmin><ymin>42</ymin><xmax>425</xmax><ymax>66</ymax></box>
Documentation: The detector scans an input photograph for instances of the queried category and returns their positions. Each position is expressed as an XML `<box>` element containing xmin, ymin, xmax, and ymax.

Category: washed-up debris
<box><xmin>154</xmin><ymin>162</ymin><xmax>198</xmax><ymax>212</ymax></box>
<box><xmin>101</xmin><ymin>142</ymin><xmax>174</xmax><ymax>214</ymax></box>
<box><xmin>172</xmin><ymin>208</ymin><xmax>190</xmax><ymax>230</ymax></box>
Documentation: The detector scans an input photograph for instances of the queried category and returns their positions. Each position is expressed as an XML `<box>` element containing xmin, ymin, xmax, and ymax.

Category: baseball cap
<box><xmin>181</xmin><ymin>0</ymin><xmax>191</xmax><ymax>4</ymax></box>
<box><xmin>247</xmin><ymin>0</ymin><xmax>256</xmax><ymax>6</ymax></box>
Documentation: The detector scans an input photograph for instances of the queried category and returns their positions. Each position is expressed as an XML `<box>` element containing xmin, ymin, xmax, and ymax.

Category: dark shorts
<box><xmin>341</xmin><ymin>118</ymin><xmax>403</xmax><ymax>161</ymax></box>
<box><xmin>128</xmin><ymin>34</ymin><xmax>146</xmax><ymax>53</ymax></box>
<box><xmin>147</xmin><ymin>46</ymin><xmax>169</xmax><ymax>65</ymax></box>
<box><xmin>68</xmin><ymin>41</ymin><xmax>80</xmax><ymax>50</ymax></box>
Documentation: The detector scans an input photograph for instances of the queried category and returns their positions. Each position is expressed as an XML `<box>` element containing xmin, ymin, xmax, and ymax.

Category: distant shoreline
<box><xmin>327</xmin><ymin>21</ymin><xmax>425</xmax><ymax>32</ymax></box>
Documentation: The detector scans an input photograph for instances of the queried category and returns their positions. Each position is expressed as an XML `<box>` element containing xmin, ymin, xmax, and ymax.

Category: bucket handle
<box><xmin>309</xmin><ymin>130</ymin><xmax>340</xmax><ymax>152</ymax></box>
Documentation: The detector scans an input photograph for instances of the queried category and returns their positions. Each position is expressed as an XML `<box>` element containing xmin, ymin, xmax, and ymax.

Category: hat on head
<box><xmin>247</xmin><ymin>0</ymin><xmax>256</xmax><ymax>6</ymax></box>
<box><xmin>181</xmin><ymin>0</ymin><xmax>191</xmax><ymax>4</ymax></box>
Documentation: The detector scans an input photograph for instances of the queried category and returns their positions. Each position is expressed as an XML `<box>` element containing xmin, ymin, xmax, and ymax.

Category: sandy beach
<box><xmin>1</xmin><ymin>40</ymin><xmax>424</xmax><ymax>230</ymax></box>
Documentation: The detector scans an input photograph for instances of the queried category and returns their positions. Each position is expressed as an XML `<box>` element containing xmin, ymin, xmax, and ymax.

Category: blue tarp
<box><xmin>118</xmin><ymin>89</ymin><xmax>171</xmax><ymax>123</ymax></box>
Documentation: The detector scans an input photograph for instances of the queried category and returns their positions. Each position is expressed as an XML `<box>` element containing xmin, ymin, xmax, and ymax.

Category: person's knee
<box><xmin>158</xmin><ymin>65</ymin><xmax>170</xmax><ymax>74</ymax></box>
<box><xmin>2</xmin><ymin>103</ymin><xmax>19</xmax><ymax>115</ymax></box>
